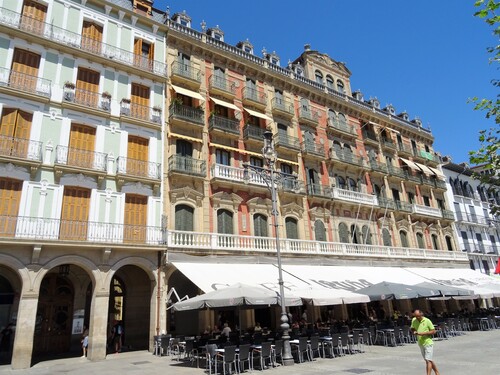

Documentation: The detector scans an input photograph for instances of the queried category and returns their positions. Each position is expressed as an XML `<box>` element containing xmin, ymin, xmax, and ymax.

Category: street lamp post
<box><xmin>244</xmin><ymin>130</ymin><xmax>294</xmax><ymax>366</ymax></box>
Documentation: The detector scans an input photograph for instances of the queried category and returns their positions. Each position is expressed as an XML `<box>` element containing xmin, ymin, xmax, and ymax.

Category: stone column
<box><xmin>11</xmin><ymin>292</ymin><xmax>38</xmax><ymax>369</ymax></box>
<box><xmin>87</xmin><ymin>290</ymin><xmax>110</xmax><ymax>361</ymax></box>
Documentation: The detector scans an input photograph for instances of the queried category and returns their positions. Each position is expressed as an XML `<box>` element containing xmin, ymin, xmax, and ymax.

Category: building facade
<box><xmin>0</xmin><ymin>0</ymin><xmax>472</xmax><ymax>369</ymax></box>
<box><xmin>443</xmin><ymin>162</ymin><xmax>500</xmax><ymax>274</ymax></box>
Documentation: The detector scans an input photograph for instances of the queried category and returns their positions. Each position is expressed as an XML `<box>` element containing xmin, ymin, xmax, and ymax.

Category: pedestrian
<box><xmin>411</xmin><ymin>309</ymin><xmax>440</xmax><ymax>375</ymax></box>
<box><xmin>81</xmin><ymin>325</ymin><xmax>89</xmax><ymax>358</ymax></box>
<box><xmin>111</xmin><ymin>320</ymin><xmax>123</xmax><ymax>353</ymax></box>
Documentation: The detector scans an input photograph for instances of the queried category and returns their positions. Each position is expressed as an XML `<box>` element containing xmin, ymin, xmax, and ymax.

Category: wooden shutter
<box><xmin>21</xmin><ymin>0</ymin><xmax>47</xmax><ymax>33</ymax></box>
<box><xmin>76</xmin><ymin>68</ymin><xmax>100</xmax><ymax>107</ymax></box>
<box><xmin>68</xmin><ymin>124</ymin><xmax>96</xmax><ymax>168</ymax></box>
<box><xmin>81</xmin><ymin>21</ymin><xmax>103</xmax><ymax>54</ymax></box>
<box><xmin>59</xmin><ymin>187</ymin><xmax>90</xmax><ymax>241</ymax></box>
<box><xmin>253</xmin><ymin>214</ymin><xmax>268</xmax><ymax>237</ymax></box>
<box><xmin>217</xmin><ymin>209</ymin><xmax>233</xmax><ymax>235</ymax></box>
<box><xmin>127</xmin><ymin>135</ymin><xmax>148</xmax><ymax>177</ymax></box>
<box><xmin>382</xmin><ymin>228</ymin><xmax>392</xmax><ymax>246</ymax></box>
<box><xmin>0</xmin><ymin>109</ymin><xmax>32</xmax><ymax>158</ymax></box>
<box><xmin>10</xmin><ymin>48</ymin><xmax>40</xmax><ymax>91</ymax></box>
<box><xmin>133</xmin><ymin>38</ymin><xmax>151</xmax><ymax>69</ymax></box>
<box><xmin>285</xmin><ymin>217</ymin><xmax>298</xmax><ymax>240</ymax></box>
<box><xmin>416</xmin><ymin>233</ymin><xmax>425</xmax><ymax>249</ymax></box>
<box><xmin>400</xmin><ymin>231</ymin><xmax>408</xmax><ymax>248</ymax></box>
<box><xmin>0</xmin><ymin>178</ymin><xmax>22</xmax><ymax>237</ymax></box>
<box><xmin>314</xmin><ymin>220</ymin><xmax>326</xmax><ymax>242</ymax></box>
<box><xmin>124</xmin><ymin>194</ymin><xmax>147</xmax><ymax>243</ymax></box>
<box><xmin>131</xmin><ymin>83</ymin><xmax>150</xmax><ymax>120</ymax></box>
<box><xmin>175</xmin><ymin>204</ymin><xmax>194</xmax><ymax>231</ymax></box>
<box><xmin>338</xmin><ymin>223</ymin><xmax>349</xmax><ymax>243</ymax></box>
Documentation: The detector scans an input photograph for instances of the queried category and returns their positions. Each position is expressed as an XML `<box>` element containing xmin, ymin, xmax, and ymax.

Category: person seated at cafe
<box><xmin>212</xmin><ymin>325</ymin><xmax>221</xmax><ymax>335</ymax></box>
<box><xmin>254</xmin><ymin>322</ymin><xmax>262</xmax><ymax>333</ymax></box>
<box><xmin>221</xmin><ymin>323</ymin><xmax>232</xmax><ymax>337</ymax></box>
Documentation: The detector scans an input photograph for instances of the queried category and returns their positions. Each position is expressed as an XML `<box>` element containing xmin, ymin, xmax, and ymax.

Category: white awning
<box><xmin>429</xmin><ymin>166</ymin><xmax>445</xmax><ymax>179</ymax></box>
<box><xmin>415</xmin><ymin>163</ymin><xmax>435</xmax><ymax>176</ymax></box>
<box><xmin>405</xmin><ymin>267</ymin><xmax>500</xmax><ymax>299</ymax></box>
<box><xmin>169</xmin><ymin>133</ymin><xmax>203</xmax><ymax>143</ymax></box>
<box><xmin>243</xmin><ymin>108</ymin><xmax>272</xmax><ymax>121</ymax></box>
<box><xmin>171</xmin><ymin>84</ymin><xmax>205</xmax><ymax>101</ymax></box>
<box><xmin>210</xmin><ymin>97</ymin><xmax>241</xmax><ymax>112</ymax></box>
<box><xmin>400</xmin><ymin>158</ymin><xmax>420</xmax><ymax>171</ymax></box>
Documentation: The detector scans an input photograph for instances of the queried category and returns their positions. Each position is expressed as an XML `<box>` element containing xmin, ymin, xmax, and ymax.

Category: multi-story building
<box><xmin>443</xmin><ymin>162</ymin><xmax>500</xmax><ymax>274</ymax></box>
<box><xmin>0</xmin><ymin>0</ymin><xmax>474</xmax><ymax>369</ymax></box>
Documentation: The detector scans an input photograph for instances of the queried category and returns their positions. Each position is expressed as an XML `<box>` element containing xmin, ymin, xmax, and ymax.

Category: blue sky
<box><xmin>156</xmin><ymin>0</ymin><xmax>497</xmax><ymax>163</ymax></box>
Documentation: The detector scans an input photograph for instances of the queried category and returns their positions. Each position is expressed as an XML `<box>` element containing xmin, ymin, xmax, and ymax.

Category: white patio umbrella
<box><xmin>290</xmin><ymin>287</ymin><xmax>370</xmax><ymax>306</ymax></box>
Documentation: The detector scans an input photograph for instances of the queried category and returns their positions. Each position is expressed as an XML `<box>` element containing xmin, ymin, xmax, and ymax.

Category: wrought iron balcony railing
<box><xmin>63</xmin><ymin>86</ymin><xmax>111</xmax><ymax>111</ymax></box>
<box><xmin>274</xmin><ymin>133</ymin><xmax>301</xmax><ymax>151</ymax></box>
<box><xmin>209</xmin><ymin>75</ymin><xmax>236</xmax><ymax>94</ymax></box>
<box><xmin>120</xmin><ymin>100</ymin><xmax>162</xmax><ymax>123</ymax></box>
<box><xmin>168</xmin><ymin>155</ymin><xmax>206</xmax><ymax>176</ymax></box>
<box><xmin>243</xmin><ymin>87</ymin><xmax>267</xmax><ymax>105</ymax></box>
<box><xmin>301</xmin><ymin>141</ymin><xmax>325</xmax><ymax>158</ymax></box>
<box><xmin>243</xmin><ymin>125</ymin><xmax>266</xmax><ymax>141</ymax></box>
<box><xmin>0</xmin><ymin>67</ymin><xmax>51</xmax><ymax>97</ymax></box>
<box><xmin>170</xmin><ymin>61</ymin><xmax>202</xmax><ymax>83</ymax></box>
<box><xmin>55</xmin><ymin>145</ymin><xmax>107</xmax><ymax>171</ymax></box>
<box><xmin>0</xmin><ymin>134</ymin><xmax>42</xmax><ymax>161</ymax></box>
<box><xmin>116</xmin><ymin>156</ymin><xmax>161</xmax><ymax>180</ymax></box>
<box><xmin>327</xmin><ymin>118</ymin><xmax>356</xmax><ymax>135</ymax></box>
<box><xmin>169</xmin><ymin>103</ymin><xmax>204</xmax><ymax>125</ymax></box>
<box><xmin>208</xmin><ymin>114</ymin><xmax>240</xmax><ymax>135</ymax></box>
<box><xmin>271</xmin><ymin>97</ymin><xmax>294</xmax><ymax>116</ymax></box>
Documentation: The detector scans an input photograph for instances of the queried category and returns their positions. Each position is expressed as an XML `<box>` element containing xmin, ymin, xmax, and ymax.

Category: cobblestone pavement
<box><xmin>1</xmin><ymin>330</ymin><xmax>498</xmax><ymax>374</ymax></box>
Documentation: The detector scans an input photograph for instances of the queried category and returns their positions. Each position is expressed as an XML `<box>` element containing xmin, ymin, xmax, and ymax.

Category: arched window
<box><xmin>361</xmin><ymin>225</ymin><xmax>372</xmax><ymax>245</ymax></box>
<box><xmin>253</xmin><ymin>214</ymin><xmax>268</xmax><ymax>237</ymax></box>
<box><xmin>445</xmin><ymin>236</ymin><xmax>454</xmax><ymax>251</ymax></box>
<box><xmin>336</xmin><ymin>176</ymin><xmax>346</xmax><ymax>190</ymax></box>
<box><xmin>326</xmin><ymin>75</ymin><xmax>334</xmax><ymax>89</ymax></box>
<box><xmin>399</xmin><ymin>230</ymin><xmax>408</xmax><ymax>248</ymax></box>
<box><xmin>328</xmin><ymin>110</ymin><xmax>337</xmax><ymax>126</ymax></box>
<box><xmin>449</xmin><ymin>177</ymin><xmax>456</xmax><ymax>195</ymax></box>
<box><xmin>347</xmin><ymin>177</ymin><xmax>358</xmax><ymax>192</ymax></box>
<box><xmin>338</xmin><ymin>222</ymin><xmax>349</xmax><ymax>243</ymax></box>
<box><xmin>217</xmin><ymin>209</ymin><xmax>233</xmax><ymax>234</ymax></box>
<box><xmin>373</xmin><ymin>184</ymin><xmax>384</xmax><ymax>198</ymax></box>
<box><xmin>314</xmin><ymin>70</ymin><xmax>323</xmax><ymax>84</ymax></box>
<box><xmin>332</xmin><ymin>140</ymin><xmax>342</xmax><ymax>158</ymax></box>
<box><xmin>337</xmin><ymin>80</ymin><xmax>345</xmax><ymax>93</ymax></box>
<box><xmin>175</xmin><ymin>204</ymin><xmax>194</xmax><ymax>231</ymax></box>
<box><xmin>285</xmin><ymin>217</ymin><xmax>299</xmax><ymax>239</ymax></box>
<box><xmin>382</xmin><ymin>228</ymin><xmax>392</xmax><ymax>246</ymax></box>
<box><xmin>416</xmin><ymin>232</ymin><xmax>425</xmax><ymax>249</ymax></box>
<box><xmin>314</xmin><ymin>220</ymin><xmax>327</xmax><ymax>242</ymax></box>
<box><xmin>351</xmin><ymin>224</ymin><xmax>361</xmax><ymax>244</ymax></box>
<box><xmin>431</xmin><ymin>234</ymin><xmax>439</xmax><ymax>250</ymax></box>
<box><xmin>343</xmin><ymin>144</ymin><xmax>353</xmax><ymax>161</ymax></box>
<box><xmin>338</xmin><ymin>113</ymin><xmax>347</xmax><ymax>127</ymax></box>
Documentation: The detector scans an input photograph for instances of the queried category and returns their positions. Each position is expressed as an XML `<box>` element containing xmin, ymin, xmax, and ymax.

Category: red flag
<box><xmin>495</xmin><ymin>258</ymin><xmax>500</xmax><ymax>274</ymax></box>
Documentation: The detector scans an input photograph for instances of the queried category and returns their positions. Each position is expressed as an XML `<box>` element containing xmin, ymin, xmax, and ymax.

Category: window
<box><xmin>59</xmin><ymin>186</ymin><xmax>91</xmax><ymax>240</ymax></box>
<box><xmin>127</xmin><ymin>135</ymin><xmax>149</xmax><ymax>177</ymax></box>
<box><xmin>68</xmin><ymin>123</ymin><xmax>96</xmax><ymax>169</ymax></box>
<box><xmin>131</xmin><ymin>83</ymin><xmax>150</xmax><ymax>120</ymax></box>
<box><xmin>326</xmin><ymin>75</ymin><xmax>334</xmax><ymax>89</ymax></box>
<box><xmin>250</xmin><ymin>157</ymin><xmax>263</xmax><ymax>168</ymax></box>
<box><xmin>392</xmin><ymin>189</ymin><xmax>400</xmax><ymax>202</ymax></box>
<box><xmin>76</xmin><ymin>67</ymin><xmax>100</xmax><ymax>106</ymax></box>
<box><xmin>175</xmin><ymin>204</ymin><xmax>194</xmax><ymax>231</ymax></box>
<box><xmin>431</xmin><ymin>234</ymin><xmax>439</xmax><ymax>250</ymax></box>
<box><xmin>0</xmin><ymin>178</ymin><xmax>22</xmax><ymax>236</ymax></box>
<box><xmin>254</xmin><ymin>214</ymin><xmax>268</xmax><ymax>237</ymax></box>
<box><xmin>347</xmin><ymin>177</ymin><xmax>358</xmax><ymax>192</ymax></box>
<box><xmin>399</xmin><ymin>230</ymin><xmax>408</xmax><ymax>248</ymax></box>
<box><xmin>176</xmin><ymin>139</ymin><xmax>193</xmax><ymax>157</ymax></box>
<box><xmin>21</xmin><ymin>0</ymin><xmax>47</xmax><ymax>34</ymax></box>
<box><xmin>362</xmin><ymin>225</ymin><xmax>372</xmax><ymax>245</ymax></box>
<box><xmin>338</xmin><ymin>223</ymin><xmax>349</xmax><ymax>243</ymax></box>
<box><xmin>416</xmin><ymin>232</ymin><xmax>425</xmax><ymax>249</ymax></box>
<box><xmin>407</xmin><ymin>192</ymin><xmax>415</xmax><ymax>204</ymax></box>
<box><xmin>314</xmin><ymin>70</ymin><xmax>323</xmax><ymax>84</ymax></box>
<box><xmin>338</xmin><ymin>113</ymin><xmax>347</xmax><ymax>127</ymax></box>
<box><xmin>423</xmin><ymin>196</ymin><xmax>430</xmax><ymax>207</ymax></box>
<box><xmin>134</xmin><ymin>38</ymin><xmax>154</xmax><ymax>68</ymax></box>
<box><xmin>351</xmin><ymin>224</ymin><xmax>360</xmax><ymax>244</ymax></box>
<box><xmin>328</xmin><ymin>110</ymin><xmax>337</xmax><ymax>126</ymax></box>
<box><xmin>436</xmin><ymin>198</ymin><xmax>444</xmax><ymax>210</ymax></box>
<box><xmin>217</xmin><ymin>209</ymin><xmax>233</xmax><ymax>234</ymax></box>
<box><xmin>336</xmin><ymin>176</ymin><xmax>346</xmax><ymax>190</ymax></box>
<box><xmin>382</xmin><ymin>228</ymin><xmax>392</xmax><ymax>246</ymax></box>
<box><xmin>314</xmin><ymin>220</ymin><xmax>326</xmax><ymax>242</ymax></box>
<box><xmin>445</xmin><ymin>236</ymin><xmax>454</xmax><ymax>251</ymax></box>
<box><xmin>307</xmin><ymin>168</ymin><xmax>320</xmax><ymax>194</ymax></box>
<box><xmin>216</xmin><ymin>149</ymin><xmax>230</xmax><ymax>165</ymax></box>
<box><xmin>336</xmin><ymin>80</ymin><xmax>345</xmax><ymax>93</ymax></box>
<box><xmin>0</xmin><ymin>108</ymin><xmax>33</xmax><ymax>158</ymax></box>
<box><xmin>10</xmin><ymin>48</ymin><xmax>41</xmax><ymax>91</ymax></box>
<box><xmin>280</xmin><ymin>163</ymin><xmax>292</xmax><ymax>175</ymax></box>
<box><xmin>124</xmin><ymin>194</ymin><xmax>147</xmax><ymax>243</ymax></box>
<box><xmin>285</xmin><ymin>217</ymin><xmax>298</xmax><ymax>239</ymax></box>
<box><xmin>81</xmin><ymin>21</ymin><xmax>103</xmax><ymax>53</ymax></box>
<box><xmin>411</xmin><ymin>140</ymin><xmax>417</xmax><ymax>154</ymax></box>
<box><xmin>300</xmin><ymin>97</ymin><xmax>310</xmax><ymax>112</ymax></box>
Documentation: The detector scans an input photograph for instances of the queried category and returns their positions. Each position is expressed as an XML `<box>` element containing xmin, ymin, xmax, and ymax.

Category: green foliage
<box><xmin>469</xmin><ymin>1</ymin><xmax>500</xmax><ymax>215</ymax></box>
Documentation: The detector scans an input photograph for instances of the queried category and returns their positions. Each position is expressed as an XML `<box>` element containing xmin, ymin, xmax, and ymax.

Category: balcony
<box><xmin>271</xmin><ymin>97</ymin><xmax>294</xmax><ymax>118</ymax></box>
<box><xmin>456</xmin><ymin>211</ymin><xmax>490</xmax><ymax>225</ymax></box>
<box><xmin>395</xmin><ymin>201</ymin><xmax>413</xmax><ymax>213</ymax></box>
<box><xmin>169</xmin><ymin>103</ymin><xmax>205</xmax><ymax>127</ymax></box>
<box><xmin>116</xmin><ymin>156</ymin><xmax>161</xmax><ymax>181</ymax></box>
<box><xmin>0</xmin><ymin>215</ymin><xmax>163</xmax><ymax>246</ymax></box>
<box><xmin>298</xmin><ymin>107</ymin><xmax>320</xmax><ymax>126</ymax></box>
<box><xmin>243</xmin><ymin>125</ymin><xmax>265</xmax><ymax>142</ymax></box>
<box><xmin>434</xmin><ymin>179</ymin><xmax>447</xmax><ymax>190</ymax></box>
<box><xmin>209</xmin><ymin>75</ymin><xmax>236</xmax><ymax>97</ymax></box>
<box><xmin>327</xmin><ymin>118</ymin><xmax>357</xmax><ymax>138</ymax></box>
<box><xmin>168</xmin><ymin>155</ymin><xmax>206</xmax><ymax>177</ymax></box>
<box><xmin>331</xmin><ymin>187</ymin><xmax>378</xmax><ymax>206</ymax></box>
<box><xmin>243</xmin><ymin>87</ymin><xmax>267</xmax><ymax>108</ymax></box>
<box><xmin>0</xmin><ymin>67</ymin><xmax>51</xmax><ymax>99</ymax></box>
<box><xmin>397</xmin><ymin>143</ymin><xmax>413</xmax><ymax>155</ymax></box>
<box><xmin>307</xmin><ymin>183</ymin><xmax>332</xmax><ymax>199</ymax></box>
<box><xmin>370</xmin><ymin>160</ymin><xmax>388</xmax><ymax>174</ymax></box>
<box><xmin>55</xmin><ymin>146</ymin><xmax>107</xmax><ymax>174</ymax></box>
<box><xmin>362</xmin><ymin>130</ymin><xmax>378</xmax><ymax>144</ymax></box>
<box><xmin>420</xmin><ymin>150</ymin><xmax>441</xmax><ymax>164</ymax></box>
<box><xmin>406</xmin><ymin>172</ymin><xmax>422</xmax><ymax>184</ymax></box>
<box><xmin>120</xmin><ymin>100</ymin><xmax>162</xmax><ymax>126</ymax></box>
<box><xmin>329</xmin><ymin>149</ymin><xmax>367</xmax><ymax>169</ymax></box>
<box><xmin>208</xmin><ymin>114</ymin><xmax>240</xmax><ymax>135</ymax></box>
<box><xmin>441</xmin><ymin>209</ymin><xmax>455</xmax><ymax>220</ymax></box>
<box><xmin>274</xmin><ymin>133</ymin><xmax>301</xmax><ymax>152</ymax></box>
<box><xmin>301</xmin><ymin>141</ymin><xmax>325</xmax><ymax>159</ymax></box>
<box><xmin>170</xmin><ymin>61</ymin><xmax>201</xmax><ymax>86</ymax></box>
<box><xmin>211</xmin><ymin>163</ymin><xmax>267</xmax><ymax>187</ymax></box>
<box><xmin>63</xmin><ymin>86</ymin><xmax>111</xmax><ymax>114</ymax></box>
<box><xmin>280</xmin><ymin>176</ymin><xmax>306</xmax><ymax>194</ymax></box>
<box><xmin>0</xmin><ymin>8</ymin><xmax>168</xmax><ymax>77</ymax></box>
<box><xmin>165</xmin><ymin>230</ymin><xmax>469</xmax><ymax>262</ymax></box>
<box><xmin>387</xmin><ymin>165</ymin><xmax>407</xmax><ymax>179</ymax></box>
<box><xmin>381</xmin><ymin>139</ymin><xmax>397</xmax><ymax>150</ymax></box>
<box><xmin>0</xmin><ymin>135</ymin><xmax>42</xmax><ymax>165</ymax></box>
<box><xmin>378</xmin><ymin>197</ymin><xmax>396</xmax><ymax>210</ymax></box>
<box><xmin>412</xmin><ymin>204</ymin><xmax>442</xmax><ymax>218</ymax></box>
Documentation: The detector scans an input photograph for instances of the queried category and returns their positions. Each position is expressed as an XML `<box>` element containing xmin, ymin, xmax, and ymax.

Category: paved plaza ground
<box><xmin>0</xmin><ymin>330</ymin><xmax>498</xmax><ymax>374</ymax></box>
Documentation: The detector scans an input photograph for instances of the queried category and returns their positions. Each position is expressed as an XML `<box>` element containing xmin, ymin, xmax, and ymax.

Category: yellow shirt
<box><xmin>411</xmin><ymin>317</ymin><xmax>435</xmax><ymax>346</ymax></box>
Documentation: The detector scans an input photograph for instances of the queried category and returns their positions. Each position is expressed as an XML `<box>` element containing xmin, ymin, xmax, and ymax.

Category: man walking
<box><xmin>411</xmin><ymin>309</ymin><xmax>440</xmax><ymax>375</ymax></box>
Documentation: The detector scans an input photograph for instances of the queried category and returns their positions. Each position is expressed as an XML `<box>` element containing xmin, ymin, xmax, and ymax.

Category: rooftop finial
<box><xmin>200</xmin><ymin>20</ymin><xmax>206</xmax><ymax>31</ymax></box>
<box><xmin>304</xmin><ymin>43</ymin><xmax>311</xmax><ymax>51</ymax></box>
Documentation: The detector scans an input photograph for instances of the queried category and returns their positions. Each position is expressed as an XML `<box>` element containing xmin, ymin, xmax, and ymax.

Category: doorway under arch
<box><xmin>0</xmin><ymin>268</ymin><xmax>21</xmax><ymax>365</ymax></box>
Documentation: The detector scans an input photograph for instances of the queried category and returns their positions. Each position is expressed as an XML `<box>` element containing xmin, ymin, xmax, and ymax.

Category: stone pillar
<box><xmin>87</xmin><ymin>291</ymin><xmax>110</xmax><ymax>361</ymax></box>
<box><xmin>11</xmin><ymin>292</ymin><xmax>38</xmax><ymax>369</ymax></box>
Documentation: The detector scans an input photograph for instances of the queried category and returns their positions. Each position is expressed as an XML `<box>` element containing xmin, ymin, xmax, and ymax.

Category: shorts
<box><xmin>82</xmin><ymin>336</ymin><xmax>88</xmax><ymax>348</ymax></box>
<box><xmin>419</xmin><ymin>345</ymin><xmax>433</xmax><ymax>361</ymax></box>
